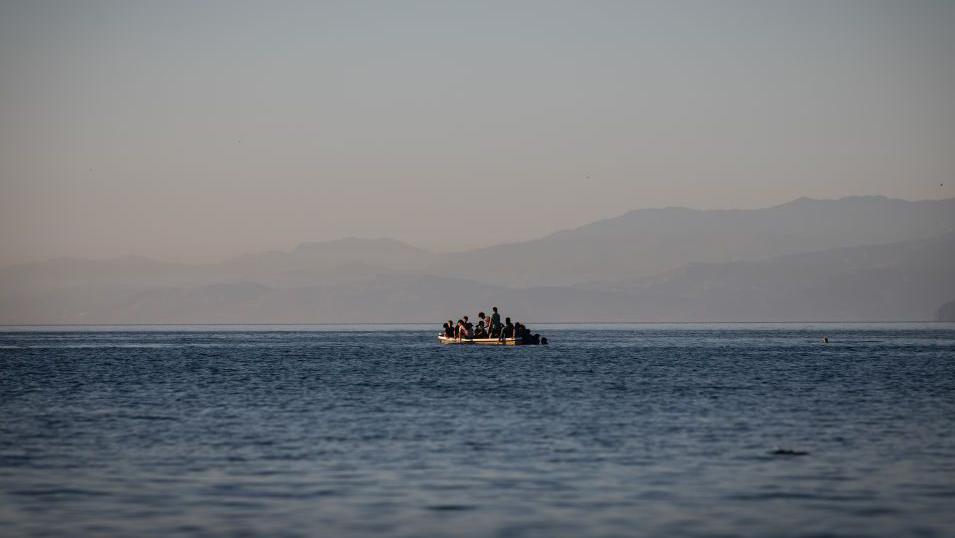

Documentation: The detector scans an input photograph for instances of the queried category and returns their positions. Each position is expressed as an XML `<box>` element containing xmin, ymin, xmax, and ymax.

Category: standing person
<box><xmin>491</xmin><ymin>307</ymin><xmax>502</xmax><ymax>337</ymax></box>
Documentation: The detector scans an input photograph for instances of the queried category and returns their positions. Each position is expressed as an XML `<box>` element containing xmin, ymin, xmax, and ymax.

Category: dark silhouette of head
<box><xmin>493</xmin><ymin>307</ymin><xmax>498</xmax><ymax>313</ymax></box>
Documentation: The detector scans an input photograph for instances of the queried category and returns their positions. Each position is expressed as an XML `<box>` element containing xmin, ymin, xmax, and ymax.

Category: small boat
<box><xmin>438</xmin><ymin>335</ymin><xmax>526</xmax><ymax>346</ymax></box>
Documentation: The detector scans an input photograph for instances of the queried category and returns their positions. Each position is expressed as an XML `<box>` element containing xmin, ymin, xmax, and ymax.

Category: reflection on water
<box><xmin>1</xmin><ymin>324</ymin><xmax>954</xmax><ymax>537</ymax></box>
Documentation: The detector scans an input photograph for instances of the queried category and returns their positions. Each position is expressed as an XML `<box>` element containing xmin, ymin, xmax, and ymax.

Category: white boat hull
<box><xmin>438</xmin><ymin>335</ymin><xmax>524</xmax><ymax>346</ymax></box>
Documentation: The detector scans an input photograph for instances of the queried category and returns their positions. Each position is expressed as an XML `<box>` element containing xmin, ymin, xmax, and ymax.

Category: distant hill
<box><xmin>0</xmin><ymin>255</ymin><xmax>196</xmax><ymax>292</ymax></box>
<box><xmin>594</xmin><ymin>232</ymin><xmax>955</xmax><ymax>322</ymax></box>
<box><xmin>3</xmin><ymin>232</ymin><xmax>952</xmax><ymax>324</ymax></box>
<box><xmin>204</xmin><ymin>237</ymin><xmax>435</xmax><ymax>287</ymax></box>
<box><xmin>0</xmin><ymin>237</ymin><xmax>433</xmax><ymax>292</ymax></box>
<box><xmin>938</xmin><ymin>300</ymin><xmax>955</xmax><ymax>322</ymax></box>
<box><xmin>428</xmin><ymin>196</ymin><xmax>955</xmax><ymax>286</ymax></box>
<box><xmin>3</xmin><ymin>196</ymin><xmax>955</xmax><ymax>324</ymax></box>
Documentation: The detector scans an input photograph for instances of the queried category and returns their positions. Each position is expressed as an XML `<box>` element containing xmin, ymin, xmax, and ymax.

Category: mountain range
<box><xmin>2</xmin><ymin>196</ymin><xmax>954</xmax><ymax>324</ymax></box>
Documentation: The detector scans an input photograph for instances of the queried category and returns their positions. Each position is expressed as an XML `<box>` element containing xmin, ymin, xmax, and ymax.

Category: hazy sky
<box><xmin>1</xmin><ymin>0</ymin><xmax>953</xmax><ymax>265</ymax></box>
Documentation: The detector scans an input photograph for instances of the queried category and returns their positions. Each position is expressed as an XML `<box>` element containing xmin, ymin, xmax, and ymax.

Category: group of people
<box><xmin>442</xmin><ymin>307</ymin><xmax>547</xmax><ymax>345</ymax></box>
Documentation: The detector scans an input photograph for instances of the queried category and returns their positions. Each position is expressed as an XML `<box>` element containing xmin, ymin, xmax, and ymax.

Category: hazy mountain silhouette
<box><xmin>589</xmin><ymin>232</ymin><xmax>955</xmax><ymax>321</ymax></box>
<box><xmin>1</xmin><ymin>237</ymin><xmax>432</xmax><ymax>292</ymax></box>
<box><xmin>0</xmin><ymin>255</ymin><xmax>195</xmax><ymax>292</ymax></box>
<box><xmin>2</xmin><ymin>196</ymin><xmax>954</xmax><ymax>323</ymax></box>
<box><xmin>204</xmin><ymin>237</ymin><xmax>434</xmax><ymax>287</ymax></box>
<box><xmin>429</xmin><ymin>196</ymin><xmax>955</xmax><ymax>286</ymax></box>
<box><xmin>2</xmin><ymin>234</ymin><xmax>952</xmax><ymax>324</ymax></box>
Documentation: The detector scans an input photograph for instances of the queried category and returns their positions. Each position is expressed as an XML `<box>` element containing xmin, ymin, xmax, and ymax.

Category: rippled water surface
<box><xmin>2</xmin><ymin>324</ymin><xmax>954</xmax><ymax>537</ymax></box>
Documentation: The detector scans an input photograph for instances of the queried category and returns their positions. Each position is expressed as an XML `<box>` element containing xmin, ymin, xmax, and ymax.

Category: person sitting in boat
<box><xmin>474</xmin><ymin>319</ymin><xmax>488</xmax><ymax>338</ymax></box>
<box><xmin>464</xmin><ymin>316</ymin><xmax>474</xmax><ymax>338</ymax></box>
<box><xmin>455</xmin><ymin>319</ymin><xmax>466</xmax><ymax>339</ymax></box>
<box><xmin>514</xmin><ymin>322</ymin><xmax>540</xmax><ymax>344</ymax></box>
<box><xmin>499</xmin><ymin>317</ymin><xmax>514</xmax><ymax>341</ymax></box>
<box><xmin>523</xmin><ymin>327</ymin><xmax>540</xmax><ymax>345</ymax></box>
<box><xmin>517</xmin><ymin>322</ymin><xmax>531</xmax><ymax>343</ymax></box>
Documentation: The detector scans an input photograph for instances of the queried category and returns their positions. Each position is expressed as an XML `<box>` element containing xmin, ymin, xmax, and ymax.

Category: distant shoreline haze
<box><xmin>2</xmin><ymin>195</ymin><xmax>952</xmax><ymax>268</ymax></box>
<box><xmin>1</xmin><ymin>196</ymin><xmax>954</xmax><ymax>324</ymax></box>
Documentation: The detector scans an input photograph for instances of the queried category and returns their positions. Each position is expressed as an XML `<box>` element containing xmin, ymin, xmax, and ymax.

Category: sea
<box><xmin>1</xmin><ymin>323</ymin><xmax>953</xmax><ymax>538</ymax></box>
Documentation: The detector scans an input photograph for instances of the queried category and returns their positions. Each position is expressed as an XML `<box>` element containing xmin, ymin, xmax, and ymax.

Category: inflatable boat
<box><xmin>438</xmin><ymin>335</ymin><xmax>525</xmax><ymax>346</ymax></box>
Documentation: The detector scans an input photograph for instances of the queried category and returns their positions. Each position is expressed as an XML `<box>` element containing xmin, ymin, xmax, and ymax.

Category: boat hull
<box><xmin>438</xmin><ymin>335</ymin><xmax>524</xmax><ymax>346</ymax></box>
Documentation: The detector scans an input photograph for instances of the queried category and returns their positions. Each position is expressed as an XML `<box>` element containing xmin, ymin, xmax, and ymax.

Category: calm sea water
<box><xmin>1</xmin><ymin>324</ymin><xmax>954</xmax><ymax>537</ymax></box>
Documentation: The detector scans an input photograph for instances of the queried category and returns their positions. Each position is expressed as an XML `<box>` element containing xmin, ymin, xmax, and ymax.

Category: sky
<box><xmin>1</xmin><ymin>0</ymin><xmax>953</xmax><ymax>266</ymax></box>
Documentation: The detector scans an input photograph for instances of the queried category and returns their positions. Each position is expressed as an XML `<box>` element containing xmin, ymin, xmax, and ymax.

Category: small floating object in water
<box><xmin>823</xmin><ymin>336</ymin><xmax>829</xmax><ymax>343</ymax></box>
<box><xmin>770</xmin><ymin>447</ymin><xmax>809</xmax><ymax>456</ymax></box>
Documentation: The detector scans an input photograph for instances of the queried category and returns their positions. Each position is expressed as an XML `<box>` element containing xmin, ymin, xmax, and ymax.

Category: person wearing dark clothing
<box><xmin>500</xmin><ymin>317</ymin><xmax>514</xmax><ymax>341</ymax></box>
<box><xmin>520</xmin><ymin>323</ymin><xmax>532</xmax><ymax>342</ymax></box>
<box><xmin>476</xmin><ymin>312</ymin><xmax>488</xmax><ymax>338</ymax></box>
<box><xmin>491</xmin><ymin>307</ymin><xmax>502</xmax><ymax>337</ymax></box>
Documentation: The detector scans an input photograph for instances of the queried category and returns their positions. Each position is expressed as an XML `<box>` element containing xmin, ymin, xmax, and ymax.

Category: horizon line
<box><xmin>0</xmin><ymin>320</ymin><xmax>949</xmax><ymax>328</ymax></box>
